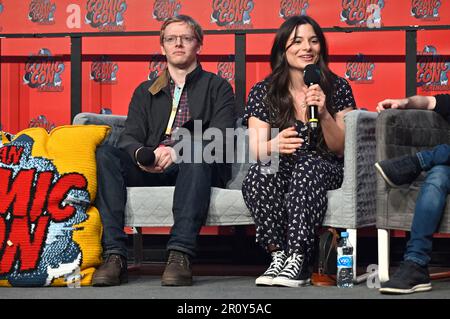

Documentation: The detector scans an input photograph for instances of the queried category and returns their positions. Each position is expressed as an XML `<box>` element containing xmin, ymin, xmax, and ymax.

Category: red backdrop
<box><xmin>1</xmin><ymin>0</ymin><xmax>449</xmax><ymax>33</ymax></box>
<box><xmin>0</xmin><ymin>0</ymin><xmax>449</xmax><ymax>133</ymax></box>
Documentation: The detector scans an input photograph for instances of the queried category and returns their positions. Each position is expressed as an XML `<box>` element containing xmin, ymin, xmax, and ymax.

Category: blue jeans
<box><xmin>95</xmin><ymin>144</ymin><xmax>227</xmax><ymax>259</ymax></box>
<box><xmin>404</xmin><ymin>144</ymin><xmax>450</xmax><ymax>266</ymax></box>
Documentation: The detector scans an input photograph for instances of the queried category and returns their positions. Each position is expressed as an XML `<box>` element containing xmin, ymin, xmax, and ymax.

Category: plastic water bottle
<box><xmin>337</xmin><ymin>231</ymin><xmax>354</xmax><ymax>288</ymax></box>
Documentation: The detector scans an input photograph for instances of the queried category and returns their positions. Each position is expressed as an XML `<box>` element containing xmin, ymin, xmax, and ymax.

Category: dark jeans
<box><xmin>95</xmin><ymin>144</ymin><xmax>226</xmax><ymax>259</ymax></box>
<box><xmin>404</xmin><ymin>144</ymin><xmax>450</xmax><ymax>266</ymax></box>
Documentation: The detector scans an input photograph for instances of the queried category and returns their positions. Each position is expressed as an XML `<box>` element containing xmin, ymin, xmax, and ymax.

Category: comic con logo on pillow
<box><xmin>279</xmin><ymin>0</ymin><xmax>309</xmax><ymax>20</ymax></box>
<box><xmin>0</xmin><ymin>135</ymin><xmax>89</xmax><ymax>286</ymax></box>
<box><xmin>341</xmin><ymin>0</ymin><xmax>384</xmax><ymax>28</ymax></box>
<box><xmin>152</xmin><ymin>0</ymin><xmax>181</xmax><ymax>21</ymax></box>
<box><xmin>28</xmin><ymin>0</ymin><xmax>56</xmax><ymax>25</ymax></box>
<box><xmin>85</xmin><ymin>0</ymin><xmax>127</xmax><ymax>32</ymax></box>
<box><xmin>90</xmin><ymin>57</ymin><xmax>119</xmax><ymax>84</ymax></box>
<box><xmin>23</xmin><ymin>49</ymin><xmax>65</xmax><ymax>92</ymax></box>
<box><xmin>211</xmin><ymin>0</ymin><xmax>254</xmax><ymax>29</ymax></box>
<box><xmin>411</xmin><ymin>0</ymin><xmax>441</xmax><ymax>20</ymax></box>
<box><xmin>148</xmin><ymin>53</ymin><xmax>167</xmax><ymax>81</ymax></box>
<box><xmin>417</xmin><ymin>45</ymin><xmax>450</xmax><ymax>91</ymax></box>
<box><xmin>345</xmin><ymin>54</ymin><xmax>375</xmax><ymax>84</ymax></box>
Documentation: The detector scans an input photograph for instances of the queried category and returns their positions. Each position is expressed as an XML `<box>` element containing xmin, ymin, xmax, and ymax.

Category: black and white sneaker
<box><xmin>255</xmin><ymin>250</ymin><xmax>287</xmax><ymax>286</ymax></box>
<box><xmin>272</xmin><ymin>253</ymin><xmax>310</xmax><ymax>287</ymax></box>
<box><xmin>379</xmin><ymin>260</ymin><xmax>431</xmax><ymax>294</ymax></box>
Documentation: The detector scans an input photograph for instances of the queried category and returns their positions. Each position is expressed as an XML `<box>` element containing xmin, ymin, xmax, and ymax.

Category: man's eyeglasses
<box><xmin>163</xmin><ymin>35</ymin><xmax>197</xmax><ymax>45</ymax></box>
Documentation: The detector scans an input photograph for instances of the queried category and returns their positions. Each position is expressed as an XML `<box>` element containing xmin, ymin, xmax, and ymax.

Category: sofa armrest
<box><xmin>324</xmin><ymin>110</ymin><xmax>378</xmax><ymax>228</ymax></box>
<box><xmin>73</xmin><ymin>112</ymin><xmax>127</xmax><ymax>147</ymax></box>
<box><xmin>376</xmin><ymin>109</ymin><xmax>450</xmax><ymax>161</ymax></box>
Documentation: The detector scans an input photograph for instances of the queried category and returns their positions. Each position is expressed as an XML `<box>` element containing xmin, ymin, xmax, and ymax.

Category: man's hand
<box><xmin>138</xmin><ymin>146</ymin><xmax>176</xmax><ymax>173</ymax></box>
<box><xmin>376</xmin><ymin>95</ymin><xmax>436</xmax><ymax>113</ymax></box>
<box><xmin>376</xmin><ymin>98</ymin><xmax>408</xmax><ymax>112</ymax></box>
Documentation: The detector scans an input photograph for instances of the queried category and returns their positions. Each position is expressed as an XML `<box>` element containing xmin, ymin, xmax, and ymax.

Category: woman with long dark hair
<box><xmin>242</xmin><ymin>15</ymin><xmax>356</xmax><ymax>287</ymax></box>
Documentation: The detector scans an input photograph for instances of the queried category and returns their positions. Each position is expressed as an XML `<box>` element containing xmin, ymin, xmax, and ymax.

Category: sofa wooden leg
<box><xmin>129</xmin><ymin>227</ymin><xmax>143</xmax><ymax>271</ymax></box>
<box><xmin>378</xmin><ymin>228</ymin><xmax>390</xmax><ymax>283</ymax></box>
<box><xmin>430</xmin><ymin>271</ymin><xmax>450</xmax><ymax>280</ymax></box>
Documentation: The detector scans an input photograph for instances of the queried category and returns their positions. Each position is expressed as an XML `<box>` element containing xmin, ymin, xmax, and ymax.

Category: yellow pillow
<box><xmin>0</xmin><ymin>125</ymin><xmax>110</xmax><ymax>287</ymax></box>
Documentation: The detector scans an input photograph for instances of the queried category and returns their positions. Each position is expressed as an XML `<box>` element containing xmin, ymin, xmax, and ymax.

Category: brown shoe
<box><xmin>92</xmin><ymin>254</ymin><xmax>128</xmax><ymax>287</ymax></box>
<box><xmin>161</xmin><ymin>250</ymin><xmax>193</xmax><ymax>286</ymax></box>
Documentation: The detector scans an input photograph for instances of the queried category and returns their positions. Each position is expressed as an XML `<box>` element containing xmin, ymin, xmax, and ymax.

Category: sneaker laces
<box><xmin>263</xmin><ymin>250</ymin><xmax>287</xmax><ymax>276</ymax></box>
<box><xmin>278</xmin><ymin>253</ymin><xmax>304</xmax><ymax>279</ymax></box>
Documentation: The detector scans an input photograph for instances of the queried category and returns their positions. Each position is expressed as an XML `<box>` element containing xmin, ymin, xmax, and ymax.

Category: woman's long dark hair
<box><xmin>267</xmin><ymin>15</ymin><xmax>338</xmax><ymax>134</ymax></box>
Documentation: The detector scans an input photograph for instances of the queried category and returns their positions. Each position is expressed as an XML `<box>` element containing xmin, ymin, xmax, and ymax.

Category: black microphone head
<box><xmin>304</xmin><ymin>64</ymin><xmax>321</xmax><ymax>87</ymax></box>
<box><xmin>136</xmin><ymin>147</ymin><xmax>155</xmax><ymax>166</ymax></box>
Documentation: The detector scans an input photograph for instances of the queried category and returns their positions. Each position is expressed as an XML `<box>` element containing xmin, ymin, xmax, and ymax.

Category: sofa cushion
<box><xmin>0</xmin><ymin>125</ymin><xmax>110</xmax><ymax>287</ymax></box>
<box><xmin>125</xmin><ymin>186</ymin><xmax>253</xmax><ymax>226</ymax></box>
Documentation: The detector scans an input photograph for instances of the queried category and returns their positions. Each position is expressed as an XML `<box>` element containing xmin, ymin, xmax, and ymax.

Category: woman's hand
<box><xmin>305</xmin><ymin>84</ymin><xmax>328</xmax><ymax>118</ymax></box>
<box><xmin>271</xmin><ymin>126</ymin><xmax>303</xmax><ymax>154</ymax></box>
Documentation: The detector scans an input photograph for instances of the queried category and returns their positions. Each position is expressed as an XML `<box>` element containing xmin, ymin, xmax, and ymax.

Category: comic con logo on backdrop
<box><xmin>148</xmin><ymin>54</ymin><xmax>167</xmax><ymax>81</ymax></box>
<box><xmin>279</xmin><ymin>0</ymin><xmax>309</xmax><ymax>20</ymax></box>
<box><xmin>152</xmin><ymin>0</ymin><xmax>181</xmax><ymax>21</ymax></box>
<box><xmin>28</xmin><ymin>0</ymin><xmax>56</xmax><ymax>25</ymax></box>
<box><xmin>341</xmin><ymin>0</ymin><xmax>384</xmax><ymax>27</ymax></box>
<box><xmin>23</xmin><ymin>49</ymin><xmax>65</xmax><ymax>92</ymax></box>
<box><xmin>217</xmin><ymin>61</ymin><xmax>235</xmax><ymax>85</ymax></box>
<box><xmin>85</xmin><ymin>0</ymin><xmax>127</xmax><ymax>32</ymax></box>
<box><xmin>0</xmin><ymin>1</ymin><xmax>4</xmax><ymax>32</ymax></box>
<box><xmin>411</xmin><ymin>0</ymin><xmax>441</xmax><ymax>20</ymax></box>
<box><xmin>417</xmin><ymin>45</ymin><xmax>450</xmax><ymax>91</ymax></box>
<box><xmin>29</xmin><ymin>115</ymin><xmax>56</xmax><ymax>133</ymax></box>
<box><xmin>90</xmin><ymin>57</ymin><xmax>119</xmax><ymax>84</ymax></box>
<box><xmin>211</xmin><ymin>0</ymin><xmax>254</xmax><ymax>29</ymax></box>
<box><xmin>345</xmin><ymin>54</ymin><xmax>375</xmax><ymax>84</ymax></box>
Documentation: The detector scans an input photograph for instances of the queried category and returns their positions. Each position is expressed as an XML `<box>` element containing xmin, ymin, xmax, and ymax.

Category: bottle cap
<box><xmin>341</xmin><ymin>231</ymin><xmax>349</xmax><ymax>238</ymax></box>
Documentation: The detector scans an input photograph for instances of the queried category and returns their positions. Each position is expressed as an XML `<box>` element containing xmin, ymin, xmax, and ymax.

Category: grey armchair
<box><xmin>376</xmin><ymin>109</ymin><xmax>450</xmax><ymax>282</ymax></box>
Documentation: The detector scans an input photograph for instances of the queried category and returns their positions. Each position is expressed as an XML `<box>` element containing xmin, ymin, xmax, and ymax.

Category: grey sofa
<box><xmin>376</xmin><ymin>109</ymin><xmax>450</xmax><ymax>282</ymax></box>
<box><xmin>74</xmin><ymin>110</ymin><xmax>378</xmax><ymax>273</ymax></box>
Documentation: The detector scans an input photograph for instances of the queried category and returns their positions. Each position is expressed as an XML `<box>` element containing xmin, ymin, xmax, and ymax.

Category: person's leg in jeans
<box><xmin>404</xmin><ymin>165</ymin><xmax>450</xmax><ymax>266</ymax></box>
<box><xmin>416</xmin><ymin>144</ymin><xmax>450</xmax><ymax>171</ymax></box>
<box><xmin>403</xmin><ymin>144</ymin><xmax>450</xmax><ymax>265</ymax></box>
<box><xmin>375</xmin><ymin>144</ymin><xmax>450</xmax><ymax>187</ymax></box>
<box><xmin>379</xmin><ymin>145</ymin><xmax>450</xmax><ymax>294</ymax></box>
<box><xmin>168</xmin><ymin>161</ymin><xmax>213</xmax><ymax>256</ymax></box>
<box><xmin>161</xmin><ymin>161</ymin><xmax>224</xmax><ymax>286</ymax></box>
<box><xmin>93</xmin><ymin>144</ymin><xmax>178</xmax><ymax>286</ymax></box>
<box><xmin>380</xmin><ymin>164</ymin><xmax>450</xmax><ymax>294</ymax></box>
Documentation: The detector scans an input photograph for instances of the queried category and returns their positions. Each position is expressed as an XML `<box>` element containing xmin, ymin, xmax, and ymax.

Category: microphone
<box><xmin>136</xmin><ymin>147</ymin><xmax>155</xmax><ymax>166</ymax></box>
<box><xmin>303</xmin><ymin>64</ymin><xmax>321</xmax><ymax>129</ymax></box>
